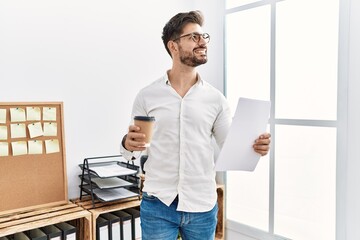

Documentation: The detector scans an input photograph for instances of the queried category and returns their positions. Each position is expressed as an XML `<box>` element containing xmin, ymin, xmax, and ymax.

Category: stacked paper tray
<box><xmin>79</xmin><ymin>161</ymin><xmax>138</xmax><ymax>178</ymax></box>
<box><xmin>79</xmin><ymin>158</ymin><xmax>141</xmax><ymax>204</ymax></box>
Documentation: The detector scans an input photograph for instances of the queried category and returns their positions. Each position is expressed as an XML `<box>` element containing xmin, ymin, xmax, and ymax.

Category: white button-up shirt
<box><xmin>121</xmin><ymin>72</ymin><xmax>231</xmax><ymax>212</ymax></box>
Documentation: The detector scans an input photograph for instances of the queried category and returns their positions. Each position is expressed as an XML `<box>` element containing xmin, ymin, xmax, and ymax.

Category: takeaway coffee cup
<box><xmin>134</xmin><ymin>116</ymin><xmax>155</xmax><ymax>147</ymax></box>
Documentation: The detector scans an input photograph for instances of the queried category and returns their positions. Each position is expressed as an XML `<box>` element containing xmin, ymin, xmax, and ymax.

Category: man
<box><xmin>120</xmin><ymin>10</ymin><xmax>271</xmax><ymax>240</ymax></box>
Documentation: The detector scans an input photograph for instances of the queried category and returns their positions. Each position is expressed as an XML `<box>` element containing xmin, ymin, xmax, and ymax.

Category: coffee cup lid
<box><xmin>134</xmin><ymin>116</ymin><xmax>155</xmax><ymax>121</ymax></box>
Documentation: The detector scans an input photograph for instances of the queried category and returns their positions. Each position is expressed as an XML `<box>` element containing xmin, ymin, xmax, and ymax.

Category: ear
<box><xmin>167</xmin><ymin>40</ymin><xmax>178</xmax><ymax>55</ymax></box>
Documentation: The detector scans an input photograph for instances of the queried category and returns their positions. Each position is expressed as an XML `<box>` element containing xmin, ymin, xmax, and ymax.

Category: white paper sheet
<box><xmin>0</xmin><ymin>142</ymin><xmax>9</xmax><ymax>157</ymax></box>
<box><xmin>215</xmin><ymin>97</ymin><xmax>271</xmax><ymax>171</ymax></box>
<box><xmin>93</xmin><ymin>188</ymin><xmax>138</xmax><ymax>201</ymax></box>
<box><xmin>10</xmin><ymin>107</ymin><xmax>26</xmax><ymax>122</ymax></box>
<box><xmin>11</xmin><ymin>141</ymin><xmax>28</xmax><ymax>156</ymax></box>
<box><xmin>28</xmin><ymin>140</ymin><xmax>43</xmax><ymax>154</ymax></box>
<box><xmin>26</xmin><ymin>107</ymin><xmax>41</xmax><ymax>121</ymax></box>
<box><xmin>0</xmin><ymin>109</ymin><xmax>6</xmax><ymax>123</ymax></box>
<box><xmin>45</xmin><ymin>139</ymin><xmax>60</xmax><ymax>153</ymax></box>
<box><xmin>43</xmin><ymin>122</ymin><xmax>57</xmax><ymax>136</ymax></box>
<box><xmin>10</xmin><ymin>123</ymin><xmax>26</xmax><ymax>138</ymax></box>
<box><xmin>28</xmin><ymin>122</ymin><xmax>44</xmax><ymax>138</ymax></box>
<box><xmin>0</xmin><ymin>125</ymin><xmax>7</xmax><ymax>140</ymax></box>
<box><xmin>90</xmin><ymin>164</ymin><xmax>137</xmax><ymax>177</ymax></box>
<box><xmin>91</xmin><ymin>177</ymin><xmax>133</xmax><ymax>189</ymax></box>
<box><xmin>43</xmin><ymin>107</ymin><xmax>56</xmax><ymax>121</ymax></box>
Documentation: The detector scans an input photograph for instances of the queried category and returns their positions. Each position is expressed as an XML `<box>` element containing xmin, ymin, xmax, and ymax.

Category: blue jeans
<box><xmin>140</xmin><ymin>192</ymin><xmax>218</xmax><ymax>240</ymax></box>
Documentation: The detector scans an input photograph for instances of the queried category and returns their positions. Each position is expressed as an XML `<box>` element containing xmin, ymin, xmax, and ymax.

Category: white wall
<box><xmin>0</xmin><ymin>0</ymin><xmax>224</xmax><ymax>199</ymax></box>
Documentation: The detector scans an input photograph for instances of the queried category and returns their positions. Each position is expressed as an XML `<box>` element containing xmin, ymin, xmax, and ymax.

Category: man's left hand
<box><xmin>253</xmin><ymin>133</ymin><xmax>271</xmax><ymax>156</ymax></box>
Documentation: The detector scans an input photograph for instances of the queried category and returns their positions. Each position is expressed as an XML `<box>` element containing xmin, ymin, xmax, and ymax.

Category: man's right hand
<box><xmin>123</xmin><ymin>125</ymin><xmax>147</xmax><ymax>152</ymax></box>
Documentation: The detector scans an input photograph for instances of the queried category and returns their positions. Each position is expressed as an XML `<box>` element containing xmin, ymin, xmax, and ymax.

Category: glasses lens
<box><xmin>192</xmin><ymin>33</ymin><xmax>210</xmax><ymax>43</ymax></box>
<box><xmin>191</xmin><ymin>33</ymin><xmax>210</xmax><ymax>43</ymax></box>
<box><xmin>191</xmin><ymin>33</ymin><xmax>200</xmax><ymax>42</ymax></box>
<box><xmin>202</xmin><ymin>33</ymin><xmax>210</xmax><ymax>43</ymax></box>
<box><xmin>177</xmin><ymin>33</ymin><xmax>210</xmax><ymax>43</ymax></box>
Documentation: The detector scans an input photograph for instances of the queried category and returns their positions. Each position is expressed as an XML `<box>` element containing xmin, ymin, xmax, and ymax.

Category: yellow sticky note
<box><xmin>26</xmin><ymin>107</ymin><xmax>41</xmax><ymax>121</ymax></box>
<box><xmin>28</xmin><ymin>140</ymin><xmax>43</xmax><ymax>154</ymax></box>
<box><xmin>28</xmin><ymin>122</ymin><xmax>43</xmax><ymax>138</ymax></box>
<box><xmin>43</xmin><ymin>107</ymin><xmax>56</xmax><ymax>121</ymax></box>
<box><xmin>43</xmin><ymin>122</ymin><xmax>57</xmax><ymax>136</ymax></box>
<box><xmin>0</xmin><ymin>126</ymin><xmax>7</xmax><ymax>140</ymax></box>
<box><xmin>45</xmin><ymin>139</ymin><xmax>60</xmax><ymax>154</ymax></box>
<box><xmin>10</xmin><ymin>123</ymin><xmax>26</xmax><ymax>138</ymax></box>
<box><xmin>10</xmin><ymin>107</ymin><xmax>26</xmax><ymax>122</ymax></box>
<box><xmin>0</xmin><ymin>142</ymin><xmax>9</xmax><ymax>157</ymax></box>
<box><xmin>0</xmin><ymin>109</ymin><xmax>6</xmax><ymax>124</ymax></box>
<box><xmin>11</xmin><ymin>141</ymin><xmax>28</xmax><ymax>156</ymax></box>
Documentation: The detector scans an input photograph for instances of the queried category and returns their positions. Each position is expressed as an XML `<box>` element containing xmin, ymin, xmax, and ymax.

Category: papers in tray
<box><xmin>93</xmin><ymin>188</ymin><xmax>139</xmax><ymax>202</ymax></box>
<box><xmin>89</xmin><ymin>163</ymin><xmax>137</xmax><ymax>178</ymax></box>
<box><xmin>91</xmin><ymin>177</ymin><xmax>134</xmax><ymax>189</ymax></box>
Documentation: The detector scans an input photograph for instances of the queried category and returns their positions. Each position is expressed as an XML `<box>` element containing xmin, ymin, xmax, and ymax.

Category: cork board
<box><xmin>0</xmin><ymin>102</ymin><xmax>67</xmax><ymax>214</ymax></box>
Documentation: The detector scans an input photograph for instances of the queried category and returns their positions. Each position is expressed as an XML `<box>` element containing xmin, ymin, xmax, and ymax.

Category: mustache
<box><xmin>194</xmin><ymin>46</ymin><xmax>207</xmax><ymax>51</ymax></box>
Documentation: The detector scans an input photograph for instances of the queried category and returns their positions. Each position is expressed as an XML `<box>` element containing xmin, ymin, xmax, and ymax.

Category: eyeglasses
<box><xmin>173</xmin><ymin>32</ymin><xmax>210</xmax><ymax>44</ymax></box>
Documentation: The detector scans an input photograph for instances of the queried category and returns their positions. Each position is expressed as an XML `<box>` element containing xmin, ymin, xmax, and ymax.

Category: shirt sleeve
<box><xmin>131</xmin><ymin>89</ymin><xmax>148</xmax><ymax>118</ymax></box>
<box><xmin>120</xmin><ymin>141</ymin><xmax>136</xmax><ymax>161</ymax></box>
<box><xmin>120</xmin><ymin>90</ymin><xmax>148</xmax><ymax>161</ymax></box>
<box><xmin>212</xmin><ymin>94</ymin><xmax>232</xmax><ymax>149</ymax></box>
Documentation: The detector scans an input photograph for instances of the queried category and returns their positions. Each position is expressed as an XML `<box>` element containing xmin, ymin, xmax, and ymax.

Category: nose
<box><xmin>198</xmin><ymin>36</ymin><xmax>208</xmax><ymax>45</ymax></box>
<box><xmin>198</xmin><ymin>38</ymin><xmax>208</xmax><ymax>48</ymax></box>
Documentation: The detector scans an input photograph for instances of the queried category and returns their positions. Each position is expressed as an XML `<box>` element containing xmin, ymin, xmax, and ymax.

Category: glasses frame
<box><xmin>172</xmin><ymin>32</ymin><xmax>210</xmax><ymax>44</ymax></box>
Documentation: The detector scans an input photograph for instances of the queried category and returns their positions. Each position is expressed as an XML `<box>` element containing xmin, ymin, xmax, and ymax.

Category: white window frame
<box><xmin>224</xmin><ymin>0</ymin><xmax>349</xmax><ymax>239</ymax></box>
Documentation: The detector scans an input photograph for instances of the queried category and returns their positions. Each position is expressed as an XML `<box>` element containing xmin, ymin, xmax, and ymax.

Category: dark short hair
<box><xmin>161</xmin><ymin>10</ymin><xmax>204</xmax><ymax>56</ymax></box>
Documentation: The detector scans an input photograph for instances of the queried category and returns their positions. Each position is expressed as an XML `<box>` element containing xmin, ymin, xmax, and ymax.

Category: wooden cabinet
<box><xmin>0</xmin><ymin>202</ymin><xmax>91</xmax><ymax>240</ymax></box>
<box><xmin>73</xmin><ymin>196</ymin><xmax>141</xmax><ymax>240</ymax></box>
<box><xmin>216</xmin><ymin>184</ymin><xmax>225</xmax><ymax>240</ymax></box>
<box><xmin>0</xmin><ymin>185</ymin><xmax>224</xmax><ymax>240</ymax></box>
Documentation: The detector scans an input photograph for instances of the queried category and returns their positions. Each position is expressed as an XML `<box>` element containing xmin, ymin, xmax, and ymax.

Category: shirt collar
<box><xmin>164</xmin><ymin>71</ymin><xmax>204</xmax><ymax>86</ymax></box>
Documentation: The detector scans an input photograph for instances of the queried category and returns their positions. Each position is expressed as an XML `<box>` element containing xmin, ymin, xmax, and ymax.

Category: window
<box><xmin>225</xmin><ymin>0</ymin><xmax>339</xmax><ymax>239</ymax></box>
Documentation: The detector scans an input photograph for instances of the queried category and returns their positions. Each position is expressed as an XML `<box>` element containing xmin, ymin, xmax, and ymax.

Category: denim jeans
<box><xmin>140</xmin><ymin>192</ymin><xmax>218</xmax><ymax>240</ymax></box>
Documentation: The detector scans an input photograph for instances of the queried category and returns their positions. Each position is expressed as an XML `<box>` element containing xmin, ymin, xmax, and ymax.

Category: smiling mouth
<box><xmin>194</xmin><ymin>48</ymin><xmax>207</xmax><ymax>55</ymax></box>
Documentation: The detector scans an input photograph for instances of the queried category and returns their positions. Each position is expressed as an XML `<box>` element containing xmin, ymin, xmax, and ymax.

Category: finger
<box><xmin>255</xmin><ymin>138</ymin><xmax>271</xmax><ymax>145</ymax></box>
<box><xmin>253</xmin><ymin>144</ymin><xmax>269</xmax><ymax>153</ymax></box>
<box><xmin>253</xmin><ymin>144</ymin><xmax>270</xmax><ymax>152</ymax></box>
<box><xmin>259</xmin><ymin>133</ymin><xmax>271</xmax><ymax>139</ymax></box>
<box><xmin>129</xmin><ymin>125</ymin><xmax>140</xmax><ymax>132</ymax></box>
<box><xmin>128</xmin><ymin>132</ymin><xmax>146</xmax><ymax>140</ymax></box>
<box><xmin>127</xmin><ymin>138</ymin><xmax>147</xmax><ymax>151</ymax></box>
<box><xmin>255</xmin><ymin>149</ymin><xmax>268</xmax><ymax>156</ymax></box>
<box><xmin>128</xmin><ymin>136</ymin><xmax>146</xmax><ymax>146</ymax></box>
<box><xmin>124</xmin><ymin>132</ymin><xmax>146</xmax><ymax>151</ymax></box>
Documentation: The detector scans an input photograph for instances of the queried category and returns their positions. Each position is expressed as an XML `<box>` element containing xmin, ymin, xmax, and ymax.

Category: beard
<box><xmin>179</xmin><ymin>45</ymin><xmax>208</xmax><ymax>67</ymax></box>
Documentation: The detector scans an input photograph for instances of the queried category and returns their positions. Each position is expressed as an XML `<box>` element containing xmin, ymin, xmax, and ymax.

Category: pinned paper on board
<box><xmin>28</xmin><ymin>140</ymin><xmax>43</xmax><ymax>154</ymax></box>
<box><xmin>43</xmin><ymin>122</ymin><xmax>57</xmax><ymax>136</ymax></box>
<box><xmin>0</xmin><ymin>142</ymin><xmax>9</xmax><ymax>157</ymax></box>
<box><xmin>28</xmin><ymin>122</ymin><xmax>44</xmax><ymax>138</ymax></box>
<box><xmin>43</xmin><ymin>107</ymin><xmax>56</xmax><ymax>121</ymax></box>
<box><xmin>45</xmin><ymin>139</ymin><xmax>60</xmax><ymax>154</ymax></box>
<box><xmin>0</xmin><ymin>126</ymin><xmax>7</xmax><ymax>140</ymax></box>
<box><xmin>0</xmin><ymin>109</ymin><xmax>6</xmax><ymax>123</ymax></box>
<box><xmin>11</xmin><ymin>141</ymin><xmax>28</xmax><ymax>156</ymax></box>
<box><xmin>10</xmin><ymin>123</ymin><xmax>26</xmax><ymax>138</ymax></box>
<box><xmin>10</xmin><ymin>108</ymin><xmax>26</xmax><ymax>122</ymax></box>
<box><xmin>26</xmin><ymin>107</ymin><xmax>41</xmax><ymax>121</ymax></box>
